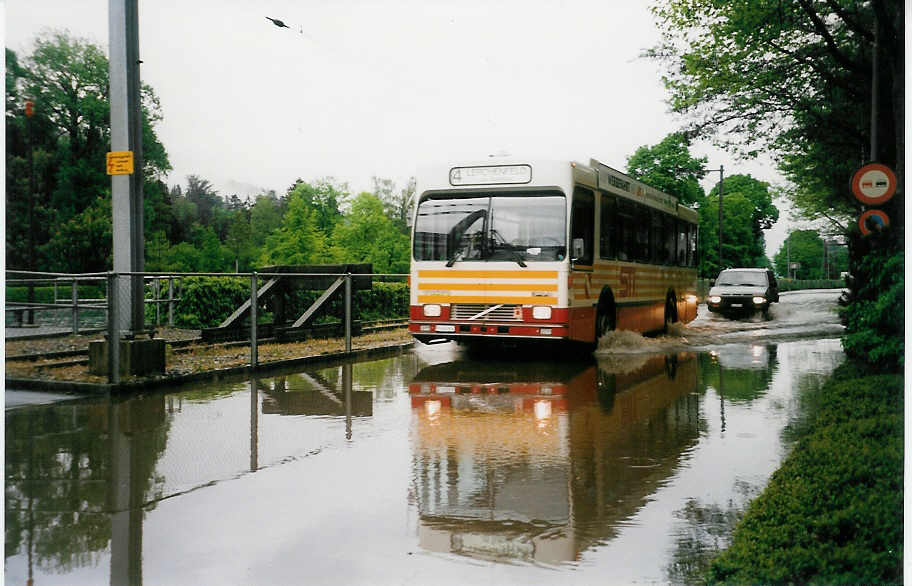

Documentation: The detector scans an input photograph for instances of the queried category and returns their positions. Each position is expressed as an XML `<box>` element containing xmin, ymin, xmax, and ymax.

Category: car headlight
<box><xmin>423</xmin><ymin>304</ymin><xmax>441</xmax><ymax>317</ymax></box>
<box><xmin>532</xmin><ymin>306</ymin><xmax>552</xmax><ymax>320</ymax></box>
<box><xmin>752</xmin><ymin>296</ymin><xmax>766</xmax><ymax>305</ymax></box>
<box><xmin>709</xmin><ymin>296</ymin><xmax>721</xmax><ymax>304</ymax></box>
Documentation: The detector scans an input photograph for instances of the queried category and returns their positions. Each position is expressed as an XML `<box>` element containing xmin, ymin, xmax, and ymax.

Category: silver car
<box><xmin>707</xmin><ymin>268</ymin><xmax>779</xmax><ymax>317</ymax></box>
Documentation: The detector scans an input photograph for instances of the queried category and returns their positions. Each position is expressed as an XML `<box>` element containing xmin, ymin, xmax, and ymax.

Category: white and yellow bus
<box><xmin>408</xmin><ymin>158</ymin><xmax>698</xmax><ymax>346</ymax></box>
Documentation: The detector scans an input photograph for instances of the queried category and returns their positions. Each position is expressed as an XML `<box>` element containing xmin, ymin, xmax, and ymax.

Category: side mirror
<box><xmin>710</xmin><ymin>279</ymin><xmax>716</xmax><ymax>286</ymax></box>
<box><xmin>572</xmin><ymin>238</ymin><xmax>585</xmax><ymax>260</ymax></box>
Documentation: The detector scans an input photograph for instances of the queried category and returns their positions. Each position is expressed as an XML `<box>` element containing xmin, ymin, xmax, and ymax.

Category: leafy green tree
<box><xmin>646</xmin><ymin>0</ymin><xmax>903</xmax><ymax>368</ymax></box>
<box><xmin>40</xmin><ymin>195</ymin><xmax>112</xmax><ymax>273</ymax></box>
<box><xmin>708</xmin><ymin>174</ymin><xmax>779</xmax><ymax>267</ymax></box>
<box><xmin>284</xmin><ymin>178</ymin><xmax>346</xmax><ymax>235</ymax></box>
<box><xmin>185</xmin><ymin>175</ymin><xmax>223</xmax><ymax>227</ymax></box>
<box><xmin>259</xmin><ymin>188</ymin><xmax>329</xmax><ymax>266</ymax></box>
<box><xmin>332</xmin><ymin>192</ymin><xmax>410</xmax><ymax>273</ymax></box>
<box><xmin>225</xmin><ymin>209</ymin><xmax>254</xmax><ymax>272</ymax></box>
<box><xmin>626</xmin><ymin>133</ymin><xmax>707</xmax><ymax>206</ymax></box>
<box><xmin>774</xmin><ymin>230</ymin><xmax>825</xmax><ymax>280</ymax></box>
<box><xmin>5</xmin><ymin>31</ymin><xmax>170</xmax><ymax>272</ymax></box>
<box><xmin>249</xmin><ymin>192</ymin><xmax>284</xmax><ymax>251</ymax></box>
<box><xmin>699</xmin><ymin>193</ymin><xmax>760</xmax><ymax>276</ymax></box>
<box><xmin>646</xmin><ymin>0</ymin><xmax>902</xmax><ymax>228</ymax></box>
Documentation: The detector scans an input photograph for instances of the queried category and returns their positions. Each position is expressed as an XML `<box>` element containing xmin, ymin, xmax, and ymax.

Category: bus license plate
<box><xmin>731</xmin><ymin>303</ymin><xmax>743</xmax><ymax>307</ymax></box>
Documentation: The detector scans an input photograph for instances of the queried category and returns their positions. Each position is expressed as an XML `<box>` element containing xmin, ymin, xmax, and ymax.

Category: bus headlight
<box><xmin>423</xmin><ymin>304</ymin><xmax>441</xmax><ymax>317</ymax></box>
<box><xmin>752</xmin><ymin>296</ymin><xmax>766</xmax><ymax>305</ymax></box>
<box><xmin>532</xmin><ymin>306</ymin><xmax>552</xmax><ymax>320</ymax></box>
<box><xmin>708</xmin><ymin>296</ymin><xmax>721</xmax><ymax>304</ymax></box>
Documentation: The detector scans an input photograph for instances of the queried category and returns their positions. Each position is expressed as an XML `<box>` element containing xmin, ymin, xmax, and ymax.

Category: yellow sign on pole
<box><xmin>106</xmin><ymin>151</ymin><xmax>134</xmax><ymax>175</ymax></box>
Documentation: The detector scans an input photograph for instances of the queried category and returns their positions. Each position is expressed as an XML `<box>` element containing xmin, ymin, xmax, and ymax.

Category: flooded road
<box><xmin>5</xmin><ymin>291</ymin><xmax>845</xmax><ymax>584</ymax></box>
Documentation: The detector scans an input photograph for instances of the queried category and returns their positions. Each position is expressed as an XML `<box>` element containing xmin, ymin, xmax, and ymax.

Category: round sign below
<box><xmin>851</xmin><ymin>163</ymin><xmax>897</xmax><ymax>205</ymax></box>
<box><xmin>859</xmin><ymin>209</ymin><xmax>890</xmax><ymax>235</ymax></box>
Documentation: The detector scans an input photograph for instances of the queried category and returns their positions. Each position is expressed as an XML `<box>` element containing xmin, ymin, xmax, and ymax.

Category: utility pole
<box><xmin>707</xmin><ymin>166</ymin><xmax>724</xmax><ymax>269</ymax></box>
<box><xmin>109</xmin><ymin>0</ymin><xmax>145</xmax><ymax>336</ymax></box>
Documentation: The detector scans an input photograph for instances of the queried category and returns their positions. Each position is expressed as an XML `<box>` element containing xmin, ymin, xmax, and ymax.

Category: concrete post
<box><xmin>168</xmin><ymin>277</ymin><xmax>174</xmax><ymax>327</ymax></box>
<box><xmin>107</xmin><ymin>273</ymin><xmax>120</xmax><ymax>385</ymax></box>
<box><xmin>345</xmin><ymin>273</ymin><xmax>352</xmax><ymax>353</ymax></box>
<box><xmin>250</xmin><ymin>272</ymin><xmax>258</xmax><ymax>368</ymax></box>
<box><xmin>71</xmin><ymin>279</ymin><xmax>79</xmax><ymax>335</ymax></box>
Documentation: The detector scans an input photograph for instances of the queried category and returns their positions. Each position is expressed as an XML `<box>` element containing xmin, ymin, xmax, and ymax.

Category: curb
<box><xmin>6</xmin><ymin>341</ymin><xmax>416</xmax><ymax>395</ymax></box>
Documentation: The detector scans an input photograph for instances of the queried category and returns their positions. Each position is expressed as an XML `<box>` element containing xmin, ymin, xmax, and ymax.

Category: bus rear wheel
<box><xmin>663</xmin><ymin>296</ymin><xmax>677</xmax><ymax>334</ymax></box>
<box><xmin>596</xmin><ymin>294</ymin><xmax>616</xmax><ymax>340</ymax></box>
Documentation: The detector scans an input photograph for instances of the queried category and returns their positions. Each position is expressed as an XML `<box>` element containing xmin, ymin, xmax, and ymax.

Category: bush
<box><xmin>706</xmin><ymin>371</ymin><xmax>903</xmax><ymax>584</ymax></box>
<box><xmin>172</xmin><ymin>277</ymin><xmax>409</xmax><ymax>329</ymax></box>
<box><xmin>839</xmin><ymin>250</ymin><xmax>903</xmax><ymax>371</ymax></box>
<box><xmin>174</xmin><ymin>277</ymin><xmax>250</xmax><ymax>329</ymax></box>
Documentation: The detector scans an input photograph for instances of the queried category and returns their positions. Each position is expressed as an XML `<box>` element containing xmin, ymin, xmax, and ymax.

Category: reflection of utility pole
<box><xmin>718</xmin><ymin>366</ymin><xmax>726</xmax><ymax>434</ymax></box>
<box><xmin>707</xmin><ymin>166</ymin><xmax>725</xmax><ymax>269</ymax></box>
<box><xmin>344</xmin><ymin>364</ymin><xmax>353</xmax><ymax>441</ymax></box>
<box><xmin>250</xmin><ymin>377</ymin><xmax>259</xmax><ymax>472</ymax></box>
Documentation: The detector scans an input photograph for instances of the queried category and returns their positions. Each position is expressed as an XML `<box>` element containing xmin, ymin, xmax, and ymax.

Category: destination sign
<box><xmin>449</xmin><ymin>165</ymin><xmax>532</xmax><ymax>186</ymax></box>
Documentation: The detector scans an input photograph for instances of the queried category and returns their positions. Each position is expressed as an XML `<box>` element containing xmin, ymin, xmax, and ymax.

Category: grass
<box><xmin>705</xmin><ymin>363</ymin><xmax>903</xmax><ymax>584</ymax></box>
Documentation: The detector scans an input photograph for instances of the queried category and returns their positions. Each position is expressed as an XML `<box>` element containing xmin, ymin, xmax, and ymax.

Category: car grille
<box><xmin>450</xmin><ymin>303</ymin><xmax>522</xmax><ymax>321</ymax></box>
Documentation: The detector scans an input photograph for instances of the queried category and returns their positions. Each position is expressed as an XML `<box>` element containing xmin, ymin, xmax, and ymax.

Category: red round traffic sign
<box><xmin>858</xmin><ymin>209</ymin><xmax>890</xmax><ymax>235</ymax></box>
<box><xmin>851</xmin><ymin>163</ymin><xmax>897</xmax><ymax>205</ymax></box>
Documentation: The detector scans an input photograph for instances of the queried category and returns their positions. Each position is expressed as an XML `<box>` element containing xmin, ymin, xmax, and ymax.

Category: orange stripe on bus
<box><xmin>417</xmin><ymin>282</ymin><xmax>558</xmax><ymax>291</ymax></box>
<box><xmin>417</xmin><ymin>295</ymin><xmax>558</xmax><ymax>305</ymax></box>
<box><xmin>418</xmin><ymin>270</ymin><xmax>558</xmax><ymax>279</ymax></box>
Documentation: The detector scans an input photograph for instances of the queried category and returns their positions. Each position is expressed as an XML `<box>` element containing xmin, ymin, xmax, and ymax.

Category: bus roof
<box><xmin>417</xmin><ymin>157</ymin><xmax>696</xmax><ymax>220</ymax></box>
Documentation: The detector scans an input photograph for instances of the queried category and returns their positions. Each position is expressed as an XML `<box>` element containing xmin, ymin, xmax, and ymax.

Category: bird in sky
<box><xmin>265</xmin><ymin>16</ymin><xmax>290</xmax><ymax>29</ymax></box>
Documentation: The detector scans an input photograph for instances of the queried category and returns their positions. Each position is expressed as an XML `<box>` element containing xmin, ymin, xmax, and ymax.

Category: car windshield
<box><xmin>412</xmin><ymin>192</ymin><xmax>566</xmax><ymax>263</ymax></box>
<box><xmin>716</xmin><ymin>271</ymin><xmax>768</xmax><ymax>287</ymax></box>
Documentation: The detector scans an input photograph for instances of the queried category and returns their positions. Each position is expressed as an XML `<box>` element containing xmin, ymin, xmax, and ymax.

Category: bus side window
<box><xmin>635</xmin><ymin>203</ymin><xmax>650</xmax><ymax>263</ymax></box>
<box><xmin>650</xmin><ymin>210</ymin><xmax>663</xmax><ymax>264</ymax></box>
<box><xmin>617</xmin><ymin>199</ymin><xmax>635</xmax><ymax>261</ymax></box>
<box><xmin>571</xmin><ymin>186</ymin><xmax>594</xmax><ymax>265</ymax></box>
<box><xmin>664</xmin><ymin>213</ymin><xmax>676</xmax><ymax>266</ymax></box>
<box><xmin>677</xmin><ymin>220</ymin><xmax>688</xmax><ymax>266</ymax></box>
<box><xmin>689</xmin><ymin>224</ymin><xmax>698</xmax><ymax>267</ymax></box>
<box><xmin>600</xmin><ymin>193</ymin><xmax>616</xmax><ymax>259</ymax></box>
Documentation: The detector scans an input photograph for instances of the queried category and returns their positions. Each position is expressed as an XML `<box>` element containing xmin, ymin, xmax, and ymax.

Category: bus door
<box><xmin>569</xmin><ymin>186</ymin><xmax>595</xmax><ymax>341</ymax></box>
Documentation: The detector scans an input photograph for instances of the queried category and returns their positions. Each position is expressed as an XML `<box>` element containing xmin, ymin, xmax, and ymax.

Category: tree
<box><xmin>332</xmin><ymin>193</ymin><xmax>410</xmax><ymax>273</ymax></box>
<box><xmin>646</xmin><ymin>0</ymin><xmax>903</xmax><ymax>230</ymax></box>
<box><xmin>647</xmin><ymin>0</ymin><xmax>903</xmax><ymax>369</ymax></box>
<box><xmin>249</xmin><ymin>192</ymin><xmax>283</xmax><ymax>251</ymax></box>
<box><xmin>40</xmin><ymin>195</ymin><xmax>112</xmax><ymax>273</ymax></box>
<box><xmin>5</xmin><ymin>31</ymin><xmax>171</xmax><ymax>272</ymax></box>
<box><xmin>774</xmin><ymin>230</ymin><xmax>825</xmax><ymax>280</ymax></box>
<box><xmin>258</xmin><ymin>188</ymin><xmax>329</xmax><ymax>266</ymax></box>
<box><xmin>372</xmin><ymin>176</ymin><xmax>416</xmax><ymax>234</ymax></box>
<box><xmin>626</xmin><ymin>133</ymin><xmax>707</xmax><ymax>206</ymax></box>
<box><xmin>284</xmin><ymin>178</ymin><xmax>346</xmax><ymax>235</ymax></box>
<box><xmin>708</xmin><ymin>174</ymin><xmax>779</xmax><ymax>267</ymax></box>
<box><xmin>698</xmin><ymin>193</ymin><xmax>762</xmax><ymax>276</ymax></box>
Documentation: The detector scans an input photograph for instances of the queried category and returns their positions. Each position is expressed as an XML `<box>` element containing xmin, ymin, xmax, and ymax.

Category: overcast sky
<box><xmin>5</xmin><ymin>0</ymin><xmax>796</xmax><ymax>257</ymax></box>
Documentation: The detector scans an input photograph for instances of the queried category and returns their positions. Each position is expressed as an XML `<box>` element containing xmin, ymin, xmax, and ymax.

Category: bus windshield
<box><xmin>413</xmin><ymin>193</ymin><xmax>567</xmax><ymax>263</ymax></box>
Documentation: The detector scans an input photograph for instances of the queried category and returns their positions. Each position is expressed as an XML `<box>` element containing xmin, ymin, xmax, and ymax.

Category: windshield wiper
<box><xmin>445</xmin><ymin>250</ymin><xmax>462</xmax><ymax>267</ymax></box>
<box><xmin>488</xmin><ymin>229</ymin><xmax>527</xmax><ymax>267</ymax></box>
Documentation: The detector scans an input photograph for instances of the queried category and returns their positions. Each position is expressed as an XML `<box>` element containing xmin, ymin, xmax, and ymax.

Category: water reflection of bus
<box><xmin>408</xmin><ymin>353</ymin><xmax>700</xmax><ymax>564</ymax></box>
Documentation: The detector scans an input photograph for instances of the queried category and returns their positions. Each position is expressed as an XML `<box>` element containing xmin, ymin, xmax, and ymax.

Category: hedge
<box><xmin>706</xmin><ymin>366</ymin><xmax>903</xmax><ymax>584</ymax></box>
<box><xmin>173</xmin><ymin>277</ymin><xmax>409</xmax><ymax>329</ymax></box>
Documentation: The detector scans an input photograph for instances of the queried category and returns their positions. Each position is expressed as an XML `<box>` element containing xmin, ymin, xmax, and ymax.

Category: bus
<box><xmin>408</xmin><ymin>157</ymin><xmax>699</xmax><ymax>346</ymax></box>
